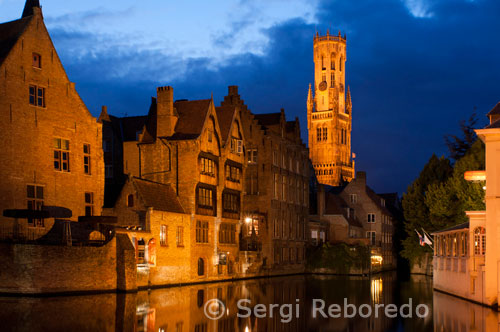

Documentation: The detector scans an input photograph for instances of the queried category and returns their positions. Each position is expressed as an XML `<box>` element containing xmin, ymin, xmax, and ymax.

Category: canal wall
<box><xmin>0</xmin><ymin>233</ymin><xmax>136</xmax><ymax>295</ymax></box>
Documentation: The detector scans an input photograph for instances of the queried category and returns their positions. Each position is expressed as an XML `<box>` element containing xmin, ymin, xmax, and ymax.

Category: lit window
<box><xmin>474</xmin><ymin>227</ymin><xmax>486</xmax><ymax>256</ymax></box>
<box><xmin>196</xmin><ymin>220</ymin><xmax>209</xmax><ymax>243</ymax></box>
<box><xmin>200</xmin><ymin>157</ymin><xmax>215</xmax><ymax>177</ymax></box>
<box><xmin>225</xmin><ymin>164</ymin><xmax>241</xmax><ymax>183</ymax></box>
<box><xmin>219</xmin><ymin>223</ymin><xmax>236</xmax><ymax>244</ymax></box>
<box><xmin>54</xmin><ymin>138</ymin><xmax>70</xmax><ymax>172</ymax></box>
<box><xmin>160</xmin><ymin>225</ymin><xmax>168</xmax><ymax>246</ymax></box>
<box><xmin>32</xmin><ymin>53</ymin><xmax>42</xmax><ymax>68</ymax></box>
<box><xmin>247</xmin><ymin>149</ymin><xmax>258</xmax><ymax>164</ymax></box>
<box><xmin>85</xmin><ymin>192</ymin><xmax>94</xmax><ymax>216</ymax></box>
<box><xmin>223</xmin><ymin>192</ymin><xmax>240</xmax><ymax>213</ymax></box>
<box><xmin>27</xmin><ymin>184</ymin><xmax>44</xmax><ymax>227</ymax></box>
<box><xmin>29</xmin><ymin>85</ymin><xmax>45</xmax><ymax>107</ymax></box>
<box><xmin>83</xmin><ymin>144</ymin><xmax>91</xmax><ymax>175</ymax></box>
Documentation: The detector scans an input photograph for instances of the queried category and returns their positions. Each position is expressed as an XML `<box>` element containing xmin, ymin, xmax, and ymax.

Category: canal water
<box><xmin>0</xmin><ymin>273</ymin><xmax>497</xmax><ymax>331</ymax></box>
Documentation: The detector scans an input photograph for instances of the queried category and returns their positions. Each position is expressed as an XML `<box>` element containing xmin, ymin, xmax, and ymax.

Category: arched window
<box><xmin>317</xmin><ymin>127</ymin><xmax>322</xmax><ymax>142</ymax></box>
<box><xmin>323</xmin><ymin>127</ymin><xmax>328</xmax><ymax>141</ymax></box>
<box><xmin>198</xmin><ymin>258</ymin><xmax>205</xmax><ymax>276</ymax></box>
<box><xmin>339</xmin><ymin>57</ymin><xmax>343</xmax><ymax>72</ymax></box>
<box><xmin>330</xmin><ymin>53</ymin><xmax>335</xmax><ymax>70</ymax></box>
<box><xmin>321</xmin><ymin>55</ymin><xmax>325</xmax><ymax>70</ymax></box>
<box><xmin>127</xmin><ymin>194</ymin><xmax>134</xmax><ymax>207</ymax></box>
<box><xmin>474</xmin><ymin>227</ymin><xmax>486</xmax><ymax>255</ymax></box>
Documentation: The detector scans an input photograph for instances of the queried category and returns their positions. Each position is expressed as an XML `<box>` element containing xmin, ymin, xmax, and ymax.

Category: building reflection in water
<box><xmin>433</xmin><ymin>290</ymin><xmax>500</xmax><ymax>332</ymax></box>
<box><xmin>0</xmin><ymin>273</ymin><xmax>438</xmax><ymax>332</ymax></box>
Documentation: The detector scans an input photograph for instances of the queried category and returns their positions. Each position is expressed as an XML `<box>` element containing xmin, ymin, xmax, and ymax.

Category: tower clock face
<box><xmin>319</xmin><ymin>81</ymin><xmax>327</xmax><ymax>91</ymax></box>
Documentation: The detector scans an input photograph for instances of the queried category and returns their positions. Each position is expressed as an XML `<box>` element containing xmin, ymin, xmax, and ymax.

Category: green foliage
<box><xmin>306</xmin><ymin>243</ymin><xmax>370</xmax><ymax>273</ymax></box>
<box><xmin>401</xmin><ymin>140</ymin><xmax>485</xmax><ymax>264</ymax></box>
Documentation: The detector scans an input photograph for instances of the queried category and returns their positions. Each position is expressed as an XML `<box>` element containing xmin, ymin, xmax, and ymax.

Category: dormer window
<box><xmin>32</xmin><ymin>53</ymin><xmax>41</xmax><ymax>68</ymax></box>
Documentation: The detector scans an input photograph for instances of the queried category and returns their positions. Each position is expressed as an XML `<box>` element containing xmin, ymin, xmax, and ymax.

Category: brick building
<box><xmin>325</xmin><ymin>172</ymin><xmax>396</xmax><ymax>269</ymax></box>
<box><xmin>221</xmin><ymin>86</ymin><xmax>309</xmax><ymax>273</ymax></box>
<box><xmin>309</xmin><ymin>183</ymin><xmax>366</xmax><ymax>246</ymax></box>
<box><xmin>0</xmin><ymin>0</ymin><xmax>104</xmax><ymax>239</ymax></box>
<box><xmin>102</xmin><ymin>86</ymin><xmax>247</xmax><ymax>282</ymax></box>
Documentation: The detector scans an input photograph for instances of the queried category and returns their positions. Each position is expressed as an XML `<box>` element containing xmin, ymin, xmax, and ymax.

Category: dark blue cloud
<box><xmin>50</xmin><ymin>0</ymin><xmax>500</xmax><ymax>194</ymax></box>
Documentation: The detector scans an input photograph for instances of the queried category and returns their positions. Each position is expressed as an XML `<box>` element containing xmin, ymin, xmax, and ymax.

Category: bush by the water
<box><xmin>306</xmin><ymin>243</ymin><xmax>370</xmax><ymax>274</ymax></box>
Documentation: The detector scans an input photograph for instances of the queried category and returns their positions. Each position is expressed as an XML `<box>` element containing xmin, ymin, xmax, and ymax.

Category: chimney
<box><xmin>156</xmin><ymin>86</ymin><xmax>177</xmax><ymax>138</ymax></box>
<box><xmin>228</xmin><ymin>86</ymin><xmax>239</xmax><ymax>96</ymax></box>
<box><xmin>356</xmin><ymin>171</ymin><xmax>366</xmax><ymax>186</ymax></box>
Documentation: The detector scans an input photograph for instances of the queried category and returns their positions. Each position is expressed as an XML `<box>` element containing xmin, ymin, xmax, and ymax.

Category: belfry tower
<box><xmin>307</xmin><ymin>30</ymin><xmax>354</xmax><ymax>186</ymax></box>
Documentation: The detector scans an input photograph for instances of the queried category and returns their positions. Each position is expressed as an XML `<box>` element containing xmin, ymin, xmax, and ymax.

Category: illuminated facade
<box><xmin>221</xmin><ymin>86</ymin><xmax>309</xmax><ymax>273</ymax></box>
<box><xmin>0</xmin><ymin>0</ymin><xmax>104</xmax><ymax>239</ymax></box>
<box><xmin>433</xmin><ymin>102</ymin><xmax>500</xmax><ymax>306</ymax></box>
<box><xmin>307</xmin><ymin>30</ymin><xmax>354</xmax><ymax>186</ymax></box>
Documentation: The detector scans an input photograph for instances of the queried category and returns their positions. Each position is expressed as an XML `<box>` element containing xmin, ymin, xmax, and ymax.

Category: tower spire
<box><xmin>22</xmin><ymin>0</ymin><xmax>40</xmax><ymax>18</ymax></box>
<box><xmin>346</xmin><ymin>86</ymin><xmax>352</xmax><ymax>114</ymax></box>
<box><xmin>307</xmin><ymin>84</ymin><xmax>313</xmax><ymax>109</ymax></box>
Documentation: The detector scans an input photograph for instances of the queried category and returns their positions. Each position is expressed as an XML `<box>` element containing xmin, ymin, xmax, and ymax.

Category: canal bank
<box><xmin>0</xmin><ymin>272</ymin><xmax>437</xmax><ymax>332</ymax></box>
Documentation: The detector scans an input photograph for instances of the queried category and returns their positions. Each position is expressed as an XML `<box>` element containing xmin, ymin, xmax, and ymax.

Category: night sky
<box><xmin>2</xmin><ymin>0</ymin><xmax>499</xmax><ymax>194</ymax></box>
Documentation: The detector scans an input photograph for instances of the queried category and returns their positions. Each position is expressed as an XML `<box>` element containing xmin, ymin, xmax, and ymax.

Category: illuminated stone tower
<box><xmin>307</xmin><ymin>30</ymin><xmax>354</xmax><ymax>186</ymax></box>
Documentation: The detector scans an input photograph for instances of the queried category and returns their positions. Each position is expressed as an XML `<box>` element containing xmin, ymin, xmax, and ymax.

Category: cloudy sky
<box><xmin>2</xmin><ymin>0</ymin><xmax>499</xmax><ymax>194</ymax></box>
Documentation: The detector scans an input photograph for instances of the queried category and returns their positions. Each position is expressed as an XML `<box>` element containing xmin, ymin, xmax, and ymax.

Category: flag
<box><xmin>423</xmin><ymin>233</ymin><xmax>433</xmax><ymax>246</ymax></box>
<box><xmin>415</xmin><ymin>229</ymin><xmax>425</xmax><ymax>246</ymax></box>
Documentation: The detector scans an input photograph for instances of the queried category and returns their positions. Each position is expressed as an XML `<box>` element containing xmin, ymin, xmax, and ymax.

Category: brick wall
<box><xmin>0</xmin><ymin>233</ymin><xmax>136</xmax><ymax>294</ymax></box>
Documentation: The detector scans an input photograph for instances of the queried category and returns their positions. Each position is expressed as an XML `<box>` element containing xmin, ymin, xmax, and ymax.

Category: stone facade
<box><xmin>222</xmin><ymin>86</ymin><xmax>309</xmax><ymax>274</ymax></box>
<box><xmin>307</xmin><ymin>31</ymin><xmax>354</xmax><ymax>186</ymax></box>
<box><xmin>327</xmin><ymin>172</ymin><xmax>396</xmax><ymax>270</ymax></box>
<box><xmin>309</xmin><ymin>183</ymin><xmax>367</xmax><ymax>246</ymax></box>
<box><xmin>0</xmin><ymin>3</ymin><xmax>104</xmax><ymax>239</ymax></box>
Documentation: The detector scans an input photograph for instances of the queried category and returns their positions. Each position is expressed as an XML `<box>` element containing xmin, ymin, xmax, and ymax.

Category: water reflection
<box><xmin>0</xmin><ymin>273</ymin><xmax>463</xmax><ymax>332</ymax></box>
<box><xmin>433</xmin><ymin>290</ymin><xmax>500</xmax><ymax>332</ymax></box>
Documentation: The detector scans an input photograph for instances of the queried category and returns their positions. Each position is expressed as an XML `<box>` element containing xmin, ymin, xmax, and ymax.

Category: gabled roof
<box><xmin>170</xmin><ymin>99</ymin><xmax>212</xmax><ymax>140</ymax></box>
<box><xmin>132</xmin><ymin>177</ymin><xmax>184</xmax><ymax>214</ymax></box>
<box><xmin>0</xmin><ymin>16</ymin><xmax>32</xmax><ymax>67</ymax></box>
<box><xmin>215</xmin><ymin>105</ymin><xmax>237</xmax><ymax>143</ymax></box>
<box><xmin>366</xmin><ymin>186</ymin><xmax>392</xmax><ymax>215</ymax></box>
<box><xmin>324</xmin><ymin>192</ymin><xmax>363</xmax><ymax>228</ymax></box>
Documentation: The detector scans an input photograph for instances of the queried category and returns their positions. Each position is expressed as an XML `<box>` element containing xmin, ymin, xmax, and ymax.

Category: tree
<box><xmin>401</xmin><ymin>139</ymin><xmax>485</xmax><ymax>265</ymax></box>
<box><xmin>401</xmin><ymin>155</ymin><xmax>452</xmax><ymax>264</ymax></box>
<box><xmin>444</xmin><ymin>112</ymin><xmax>478</xmax><ymax>162</ymax></box>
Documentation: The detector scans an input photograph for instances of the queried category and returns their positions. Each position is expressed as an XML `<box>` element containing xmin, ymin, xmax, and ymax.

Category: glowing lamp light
<box><xmin>464</xmin><ymin>171</ymin><xmax>486</xmax><ymax>182</ymax></box>
<box><xmin>245</xmin><ymin>217</ymin><xmax>252</xmax><ymax>224</ymax></box>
